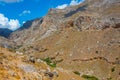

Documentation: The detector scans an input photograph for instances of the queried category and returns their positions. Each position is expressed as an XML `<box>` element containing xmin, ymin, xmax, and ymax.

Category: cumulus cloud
<box><xmin>8</xmin><ymin>19</ymin><xmax>20</xmax><ymax>30</ymax></box>
<box><xmin>19</xmin><ymin>10</ymin><xmax>31</xmax><ymax>16</ymax></box>
<box><xmin>56</xmin><ymin>0</ymin><xmax>85</xmax><ymax>9</ymax></box>
<box><xmin>56</xmin><ymin>4</ymin><xmax>68</xmax><ymax>9</ymax></box>
<box><xmin>0</xmin><ymin>0</ymin><xmax>23</xmax><ymax>3</ymax></box>
<box><xmin>0</xmin><ymin>13</ymin><xmax>20</xmax><ymax>30</ymax></box>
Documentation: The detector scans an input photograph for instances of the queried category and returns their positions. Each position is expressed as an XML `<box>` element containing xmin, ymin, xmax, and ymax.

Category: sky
<box><xmin>0</xmin><ymin>0</ymin><xmax>84</xmax><ymax>30</ymax></box>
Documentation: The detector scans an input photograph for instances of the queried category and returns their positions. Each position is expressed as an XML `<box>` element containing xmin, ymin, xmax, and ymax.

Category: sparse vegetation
<box><xmin>116</xmin><ymin>58</ymin><xmax>119</xmax><ymax>60</ymax></box>
<box><xmin>8</xmin><ymin>47</ymin><xmax>16</xmax><ymax>52</ymax></box>
<box><xmin>111</xmin><ymin>67</ymin><xmax>115</xmax><ymax>72</ymax></box>
<box><xmin>82</xmin><ymin>74</ymin><xmax>99</xmax><ymax>80</ymax></box>
<box><xmin>107</xmin><ymin>77</ymin><xmax>112</xmax><ymax>80</ymax></box>
<box><xmin>17</xmin><ymin>45</ymin><xmax>23</xmax><ymax>49</ymax></box>
<box><xmin>95</xmin><ymin>51</ymin><xmax>99</xmax><ymax>54</ymax></box>
<box><xmin>22</xmin><ymin>48</ymin><xmax>26</xmax><ymax>52</ymax></box>
<box><xmin>73</xmin><ymin>71</ymin><xmax>81</xmax><ymax>75</ymax></box>
<box><xmin>42</xmin><ymin>57</ymin><xmax>56</xmax><ymax>68</ymax></box>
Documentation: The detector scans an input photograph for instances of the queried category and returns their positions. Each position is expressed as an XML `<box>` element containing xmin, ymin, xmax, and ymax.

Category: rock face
<box><xmin>1</xmin><ymin>0</ymin><xmax>120</xmax><ymax>80</ymax></box>
<box><xmin>0</xmin><ymin>28</ymin><xmax>13</xmax><ymax>38</ymax></box>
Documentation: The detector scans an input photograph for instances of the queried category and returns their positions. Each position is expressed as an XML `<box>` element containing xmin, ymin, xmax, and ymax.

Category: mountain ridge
<box><xmin>0</xmin><ymin>28</ymin><xmax>13</xmax><ymax>38</ymax></box>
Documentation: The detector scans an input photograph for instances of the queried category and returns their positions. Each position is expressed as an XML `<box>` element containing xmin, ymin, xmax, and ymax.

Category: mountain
<box><xmin>0</xmin><ymin>0</ymin><xmax>120</xmax><ymax>80</ymax></box>
<box><xmin>0</xmin><ymin>28</ymin><xmax>13</xmax><ymax>38</ymax></box>
<box><xmin>10</xmin><ymin>0</ymin><xmax>120</xmax><ymax>44</ymax></box>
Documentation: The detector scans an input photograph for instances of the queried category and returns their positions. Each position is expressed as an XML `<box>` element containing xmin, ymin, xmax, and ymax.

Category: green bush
<box><xmin>82</xmin><ymin>74</ymin><xmax>99</xmax><ymax>80</ymax></box>
<box><xmin>42</xmin><ymin>57</ymin><xmax>56</xmax><ymax>68</ymax></box>
<box><xmin>48</xmin><ymin>63</ymin><xmax>56</xmax><ymax>67</ymax></box>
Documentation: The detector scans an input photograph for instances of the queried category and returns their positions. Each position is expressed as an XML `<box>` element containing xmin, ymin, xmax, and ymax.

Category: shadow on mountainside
<box><xmin>17</xmin><ymin>18</ymin><xmax>43</xmax><ymax>31</ymax></box>
<box><xmin>64</xmin><ymin>5</ymin><xmax>87</xmax><ymax>17</ymax></box>
<box><xmin>0</xmin><ymin>28</ymin><xmax>13</xmax><ymax>38</ymax></box>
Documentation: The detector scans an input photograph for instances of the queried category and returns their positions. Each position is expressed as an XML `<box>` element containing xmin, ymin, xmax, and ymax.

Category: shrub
<box><xmin>73</xmin><ymin>71</ymin><xmax>81</xmax><ymax>75</ymax></box>
<box><xmin>111</xmin><ymin>67</ymin><xmax>115</xmax><ymax>72</ymax></box>
<box><xmin>95</xmin><ymin>51</ymin><xmax>99</xmax><ymax>54</ymax></box>
<box><xmin>42</xmin><ymin>57</ymin><xmax>56</xmax><ymax>68</ymax></box>
<box><xmin>82</xmin><ymin>74</ymin><xmax>99</xmax><ymax>80</ymax></box>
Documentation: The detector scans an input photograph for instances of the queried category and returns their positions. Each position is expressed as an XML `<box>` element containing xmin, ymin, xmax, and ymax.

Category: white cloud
<box><xmin>19</xmin><ymin>10</ymin><xmax>31</xmax><ymax>16</ymax></box>
<box><xmin>0</xmin><ymin>13</ymin><xmax>20</xmax><ymax>30</ymax></box>
<box><xmin>8</xmin><ymin>19</ymin><xmax>20</xmax><ymax>30</ymax></box>
<box><xmin>56</xmin><ymin>4</ymin><xmax>68</xmax><ymax>9</ymax></box>
<box><xmin>70</xmin><ymin>0</ymin><xmax>85</xmax><ymax>6</ymax></box>
<box><xmin>22</xmin><ymin>21</ymin><xmax>26</xmax><ymax>24</ymax></box>
<box><xmin>56</xmin><ymin>0</ymin><xmax>85</xmax><ymax>9</ymax></box>
<box><xmin>0</xmin><ymin>0</ymin><xmax>23</xmax><ymax>3</ymax></box>
<box><xmin>0</xmin><ymin>14</ymin><xmax>8</xmax><ymax>26</ymax></box>
<box><xmin>70</xmin><ymin>0</ymin><xmax>79</xmax><ymax>6</ymax></box>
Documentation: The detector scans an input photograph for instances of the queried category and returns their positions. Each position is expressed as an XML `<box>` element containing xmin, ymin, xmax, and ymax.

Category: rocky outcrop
<box><xmin>74</xmin><ymin>16</ymin><xmax>120</xmax><ymax>30</ymax></box>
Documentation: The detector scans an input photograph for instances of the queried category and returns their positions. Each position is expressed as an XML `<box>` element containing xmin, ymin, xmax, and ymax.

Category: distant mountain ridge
<box><xmin>17</xmin><ymin>18</ymin><xmax>43</xmax><ymax>31</ymax></box>
<box><xmin>0</xmin><ymin>28</ymin><xmax>13</xmax><ymax>38</ymax></box>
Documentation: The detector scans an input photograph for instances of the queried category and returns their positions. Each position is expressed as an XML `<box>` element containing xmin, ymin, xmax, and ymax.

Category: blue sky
<box><xmin>0</xmin><ymin>0</ymin><xmax>84</xmax><ymax>30</ymax></box>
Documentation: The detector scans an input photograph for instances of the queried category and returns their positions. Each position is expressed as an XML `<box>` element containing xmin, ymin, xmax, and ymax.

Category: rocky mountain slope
<box><xmin>0</xmin><ymin>36</ymin><xmax>16</xmax><ymax>49</ymax></box>
<box><xmin>10</xmin><ymin>0</ymin><xmax>120</xmax><ymax>44</ymax></box>
<box><xmin>0</xmin><ymin>47</ymin><xmax>84</xmax><ymax>80</ymax></box>
<box><xmin>0</xmin><ymin>0</ymin><xmax>120</xmax><ymax>80</ymax></box>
